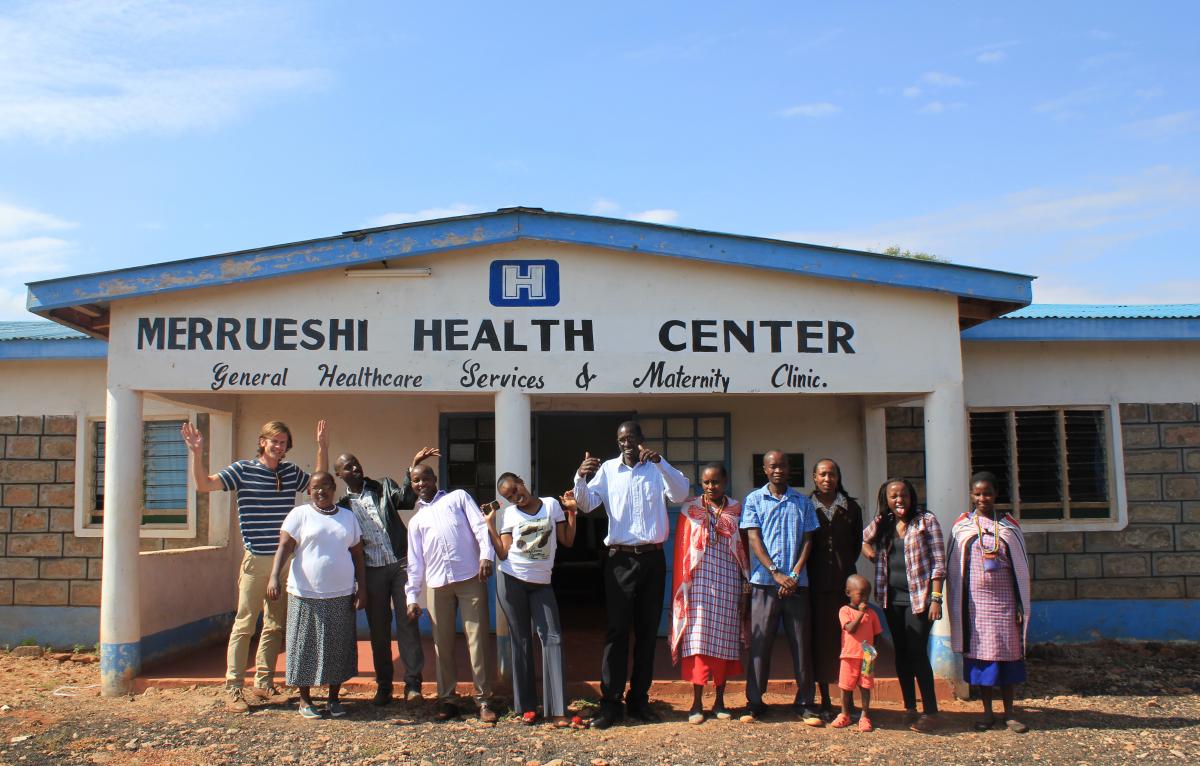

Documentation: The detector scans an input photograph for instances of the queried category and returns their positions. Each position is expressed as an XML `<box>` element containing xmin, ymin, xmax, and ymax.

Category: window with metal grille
<box><xmin>92</xmin><ymin>419</ymin><xmax>190</xmax><ymax>526</ymax></box>
<box><xmin>967</xmin><ymin>407</ymin><xmax>1112</xmax><ymax>521</ymax></box>
<box><xmin>442</xmin><ymin>415</ymin><xmax>496</xmax><ymax>503</ymax></box>
<box><xmin>638</xmin><ymin>414</ymin><xmax>732</xmax><ymax>497</ymax></box>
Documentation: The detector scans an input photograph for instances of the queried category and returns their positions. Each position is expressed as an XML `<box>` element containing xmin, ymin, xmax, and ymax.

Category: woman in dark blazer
<box><xmin>807</xmin><ymin>458</ymin><xmax>864</xmax><ymax>720</ymax></box>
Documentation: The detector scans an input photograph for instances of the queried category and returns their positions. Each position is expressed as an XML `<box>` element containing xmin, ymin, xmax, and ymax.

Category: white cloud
<box><xmin>770</xmin><ymin>167</ymin><xmax>1200</xmax><ymax>272</ymax></box>
<box><xmin>0</xmin><ymin>201</ymin><xmax>77</xmax><ymax>318</ymax></box>
<box><xmin>0</xmin><ymin>0</ymin><xmax>328</xmax><ymax>142</ymax></box>
<box><xmin>780</xmin><ymin>102</ymin><xmax>841</xmax><ymax>118</ymax></box>
<box><xmin>920</xmin><ymin>101</ymin><xmax>964</xmax><ymax>114</ymax></box>
<box><xmin>1034</xmin><ymin>86</ymin><xmax>1103</xmax><ymax>120</ymax></box>
<box><xmin>0</xmin><ymin>201</ymin><xmax>76</xmax><ymax>238</ymax></box>
<box><xmin>590</xmin><ymin>198</ymin><xmax>621</xmax><ymax>216</ymax></box>
<box><xmin>1123</xmin><ymin>111</ymin><xmax>1198</xmax><ymax>141</ymax></box>
<box><xmin>902</xmin><ymin>86</ymin><xmax>922</xmax><ymax>98</ymax></box>
<box><xmin>588</xmin><ymin>199</ymin><xmax>679</xmax><ymax>224</ymax></box>
<box><xmin>921</xmin><ymin>71</ymin><xmax>966</xmax><ymax>87</ymax></box>
<box><xmin>629</xmin><ymin>209</ymin><xmax>679</xmax><ymax>225</ymax></box>
<box><xmin>366</xmin><ymin>204</ymin><xmax>483</xmax><ymax>228</ymax></box>
<box><xmin>977</xmin><ymin>50</ymin><xmax>1006</xmax><ymax>64</ymax></box>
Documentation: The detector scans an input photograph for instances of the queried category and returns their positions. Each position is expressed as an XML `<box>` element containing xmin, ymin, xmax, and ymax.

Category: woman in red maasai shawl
<box><xmin>948</xmin><ymin>471</ymin><xmax>1032</xmax><ymax>734</ymax></box>
<box><xmin>670</xmin><ymin>462</ymin><xmax>750</xmax><ymax>725</ymax></box>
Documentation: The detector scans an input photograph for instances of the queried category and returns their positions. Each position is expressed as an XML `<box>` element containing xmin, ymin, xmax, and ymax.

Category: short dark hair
<box><xmin>700</xmin><ymin>461</ymin><xmax>728</xmax><ymax>479</ymax></box>
<box><xmin>617</xmin><ymin>420</ymin><xmax>644</xmax><ymax>440</ymax></box>
<box><xmin>496</xmin><ymin>472</ymin><xmax>521</xmax><ymax>490</ymax></box>
<box><xmin>971</xmin><ymin>471</ymin><xmax>999</xmax><ymax>490</ymax></box>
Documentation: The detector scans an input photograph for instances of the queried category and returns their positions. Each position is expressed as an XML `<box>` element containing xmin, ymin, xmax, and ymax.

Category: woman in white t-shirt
<box><xmin>484</xmin><ymin>472</ymin><xmax>577</xmax><ymax>726</ymax></box>
<box><xmin>268</xmin><ymin>471</ymin><xmax>365</xmax><ymax>719</ymax></box>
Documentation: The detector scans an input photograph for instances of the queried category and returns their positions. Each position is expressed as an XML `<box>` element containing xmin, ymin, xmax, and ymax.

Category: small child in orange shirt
<box><xmin>831</xmin><ymin>574</ymin><xmax>882</xmax><ymax>732</ymax></box>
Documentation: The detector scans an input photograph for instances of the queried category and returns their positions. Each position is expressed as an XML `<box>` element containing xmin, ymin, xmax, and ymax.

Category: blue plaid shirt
<box><xmin>740</xmin><ymin>484</ymin><xmax>820</xmax><ymax>587</ymax></box>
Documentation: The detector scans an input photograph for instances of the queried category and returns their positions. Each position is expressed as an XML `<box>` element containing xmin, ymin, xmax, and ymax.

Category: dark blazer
<box><xmin>337</xmin><ymin>475</ymin><xmax>418</xmax><ymax>564</ymax></box>
<box><xmin>807</xmin><ymin>495</ymin><xmax>864</xmax><ymax>592</ymax></box>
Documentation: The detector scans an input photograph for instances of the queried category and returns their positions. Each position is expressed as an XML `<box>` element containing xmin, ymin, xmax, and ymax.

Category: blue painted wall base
<box><xmin>100</xmin><ymin>641</ymin><xmax>141</xmax><ymax>696</ymax></box>
<box><xmin>140</xmin><ymin>612</ymin><xmax>236</xmax><ymax>665</ymax></box>
<box><xmin>1029</xmin><ymin>599</ymin><xmax>1200</xmax><ymax>643</ymax></box>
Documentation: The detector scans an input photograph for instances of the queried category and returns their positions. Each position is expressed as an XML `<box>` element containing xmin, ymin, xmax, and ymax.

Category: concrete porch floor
<box><xmin>137</xmin><ymin>628</ymin><xmax>953</xmax><ymax>706</ymax></box>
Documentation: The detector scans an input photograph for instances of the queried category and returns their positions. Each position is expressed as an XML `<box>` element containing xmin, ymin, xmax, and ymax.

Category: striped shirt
<box><xmin>863</xmin><ymin>509</ymin><xmax>946</xmax><ymax>614</ymax></box>
<box><xmin>218</xmin><ymin>459</ymin><xmax>311</xmax><ymax>555</ymax></box>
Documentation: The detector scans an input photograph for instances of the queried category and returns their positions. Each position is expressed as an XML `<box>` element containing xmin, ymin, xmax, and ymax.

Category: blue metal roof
<box><xmin>25</xmin><ymin>208</ymin><xmax>1034</xmax><ymax>335</ymax></box>
<box><xmin>0</xmin><ymin>320</ymin><xmax>89</xmax><ymax>340</ymax></box>
<box><xmin>0</xmin><ymin>321</ymin><xmax>107</xmax><ymax>360</ymax></box>
<box><xmin>963</xmin><ymin>304</ymin><xmax>1200</xmax><ymax>341</ymax></box>
<box><xmin>1001</xmin><ymin>304</ymin><xmax>1200</xmax><ymax>320</ymax></box>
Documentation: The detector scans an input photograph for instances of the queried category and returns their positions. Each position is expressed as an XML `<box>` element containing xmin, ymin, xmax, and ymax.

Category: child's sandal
<box><xmin>1005</xmin><ymin>718</ymin><xmax>1028</xmax><ymax>733</ymax></box>
<box><xmin>830</xmin><ymin>713</ymin><xmax>853</xmax><ymax>729</ymax></box>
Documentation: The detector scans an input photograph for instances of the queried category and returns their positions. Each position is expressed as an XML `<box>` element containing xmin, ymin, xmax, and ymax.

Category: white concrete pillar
<box><xmin>860</xmin><ymin>404</ymin><xmax>889</xmax><ymax>580</ymax></box>
<box><xmin>492</xmin><ymin>389</ymin><xmax>532</xmax><ymax>682</ymax></box>
<box><xmin>923</xmin><ymin>381</ymin><xmax>970</xmax><ymax>686</ymax></box>
<box><xmin>99</xmin><ymin>386</ymin><xmax>144</xmax><ymax>696</ymax></box>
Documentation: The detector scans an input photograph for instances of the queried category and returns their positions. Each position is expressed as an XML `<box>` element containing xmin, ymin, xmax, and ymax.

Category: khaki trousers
<box><xmin>428</xmin><ymin>577</ymin><xmax>493</xmax><ymax>704</ymax></box>
<box><xmin>225</xmin><ymin>549</ymin><xmax>289</xmax><ymax>688</ymax></box>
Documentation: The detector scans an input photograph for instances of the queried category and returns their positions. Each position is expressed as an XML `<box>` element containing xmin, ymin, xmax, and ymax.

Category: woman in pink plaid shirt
<box><xmin>862</xmin><ymin>478</ymin><xmax>946</xmax><ymax>733</ymax></box>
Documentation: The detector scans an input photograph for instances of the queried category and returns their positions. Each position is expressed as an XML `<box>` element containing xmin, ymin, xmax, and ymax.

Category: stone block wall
<box><xmin>1030</xmin><ymin>403</ymin><xmax>1200</xmax><ymax>601</ymax></box>
<box><xmin>883</xmin><ymin>403</ymin><xmax>1200</xmax><ymax>601</ymax></box>
<box><xmin>0</xmin><ymin>415</ymin><xmax>100</xmax><ymax>609</ymax></box>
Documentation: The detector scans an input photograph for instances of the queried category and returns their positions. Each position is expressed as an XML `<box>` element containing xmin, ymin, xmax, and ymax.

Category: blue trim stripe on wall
<box><xmin>962</xmin><ymin>317</ymin><xmax>1200</xmax><ymax>341</ymax></box>
<box><xmin>0</xmin><ymin>338</ymin><xmax>107</xmax><ymax>360</ymax></box>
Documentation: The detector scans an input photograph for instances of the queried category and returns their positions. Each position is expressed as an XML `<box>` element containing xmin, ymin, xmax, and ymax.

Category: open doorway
<box><xmin>534</xmin><ymin>411</ymin><xmax>633</xmax><ymax>630</ymax></box>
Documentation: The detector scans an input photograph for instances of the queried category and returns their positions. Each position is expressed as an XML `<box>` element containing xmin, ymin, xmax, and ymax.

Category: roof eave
<box><xmin>27</xmin><ymin>209</ymin><xmax>1034</xmax><ymax>337</ymax></box>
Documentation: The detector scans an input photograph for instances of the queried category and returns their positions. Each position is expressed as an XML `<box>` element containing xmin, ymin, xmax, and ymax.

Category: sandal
<box><xmin>712</xmin><ymin>707</ymin><xmax>732</xmax><ymax>720</ymax></box>
<box><xmin>974</xmin><ymin>716</ymin><xmax>997</xmax><ymax>732</ymax></box>
<box><xmin>520</xmin><ymin>711</ymin><xmax>538</xmax><ymax>725</ymax></box>
<box><xmin>830</xmin><ymin>713</ymin><xmax>853</xmax><ymax>729</ymax></box>
<box><xmin>857</xmin><ymin>715</ymin><xmax>873</xmax><ymax>732</ymax></box>
<box><xmin>1005</xmin><ymin>718</ymin><xmax>1029</xmax><ymax>733</ymax></box>
<box><xmin>551</xmin><ymin>716</ymin><xmax>571</xmax><ymax>728</ymax></box>
<box><xmin>910</xmin><ymin>714</ymin><xmax>937</xmax><ymax>733</ymax></box>
<box><xmin>687</xmin><ymin>711</ymin><xmax>705</xmax><ymax>725</ymax></box>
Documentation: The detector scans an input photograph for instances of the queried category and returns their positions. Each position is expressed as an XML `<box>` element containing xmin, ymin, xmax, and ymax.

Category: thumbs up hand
<box><xmin>578</xmin><ymin>451</ymin><xmax>600</xmax><ymax>481</ymax></box>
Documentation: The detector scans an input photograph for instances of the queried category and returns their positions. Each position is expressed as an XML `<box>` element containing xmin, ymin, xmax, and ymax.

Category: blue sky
<box><xmin>2</xmin><ymin>1</ymin><xmax>1198</xmax><ymax>318</ymax></box>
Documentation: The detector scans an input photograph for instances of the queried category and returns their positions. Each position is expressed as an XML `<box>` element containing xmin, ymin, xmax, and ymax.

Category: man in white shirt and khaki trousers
<box><xmin>404</xmin><ymin>463</ymin><xmax>498</xmax><ymax>722</ymax></box>
<box><xmin>574</xmin><ymin>421</ymin><xmax>691</xmax><ymax>729</ymax></box>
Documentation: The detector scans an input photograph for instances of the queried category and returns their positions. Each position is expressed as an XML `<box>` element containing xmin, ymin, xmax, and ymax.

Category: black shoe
<box><xmin>627</xmin><ymin>705</ymin><xmax>662</xmax><ymax>724</ymax></box>
<box><xmin>434</xmin><ymin>702</ymin><xmax>459</xmax><ymax>721</ymax></box>
<box><xmin>372</xmin><ymin>687</ymin><xmax>392</xmax><ymax>707</ymax></box>
<box><xmin>589</xmin><ymin>711</ymin><xmax>621</xmax><ymax>729</ymax></box>
<box><xmin>748</xmin><ymin>704</ymin><xmax>769</xmax><ymax>720</ymax></box>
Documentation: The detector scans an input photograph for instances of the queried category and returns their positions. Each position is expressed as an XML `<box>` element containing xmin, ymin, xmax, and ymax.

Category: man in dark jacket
<box><xmin>335</xmin><ymin>447</ymin><xmax>439</xmax><ymax>705</ymax></box>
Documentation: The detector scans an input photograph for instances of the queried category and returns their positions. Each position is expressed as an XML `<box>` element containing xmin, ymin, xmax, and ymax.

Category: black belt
<box><xmin>608</xmin><ymin>543</ymin><xmax>663</xmax><ymax>555</ymax></box>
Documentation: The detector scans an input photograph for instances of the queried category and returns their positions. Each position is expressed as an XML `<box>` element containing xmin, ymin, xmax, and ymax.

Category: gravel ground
<box><xmin>0</xmin><ymin>641</ymin><xmax>1197</xmax><ymax>766</ymax></box>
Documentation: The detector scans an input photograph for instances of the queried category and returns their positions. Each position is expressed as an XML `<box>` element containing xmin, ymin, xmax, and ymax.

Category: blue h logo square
<box><xmin>489</xmin><ymin>259</ymin><xmax>560</xmax><ymax>307</ymax></box>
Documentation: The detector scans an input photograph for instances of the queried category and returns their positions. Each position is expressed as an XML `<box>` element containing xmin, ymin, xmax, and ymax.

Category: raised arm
<box><xmin>572</xmin><ymin>453</ymin><xmax>605</xmax><ymax>514</ymax></box>
<box><xmin>483</xmin><ymin>504</ymin><xmax>510</xmax><ymax>560</ymax></box>
<box><xmin>180</xmin><ymin>422</ymin><xmax>224</xmax><ymax>492</ymax></box>
<box><xmin>314</xmin><ymin>419</ymin><xmax>328</xmax><ymax>473</ymax></box>
<box><xmin>556</xmin><ymin>493</ymin><xmax>578</xmax><ymax>547</ymax></box>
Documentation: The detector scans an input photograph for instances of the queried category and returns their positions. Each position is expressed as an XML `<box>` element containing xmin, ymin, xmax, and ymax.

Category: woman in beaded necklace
<box><xmin>669</xmin><ymin>462</ymin><xmax>750</xmax><ymax>725</ymax></box>
<box><xmin>948</xmin><ymin>471</ymin><xmax>1032</xmax><ymax>733</ymax></box>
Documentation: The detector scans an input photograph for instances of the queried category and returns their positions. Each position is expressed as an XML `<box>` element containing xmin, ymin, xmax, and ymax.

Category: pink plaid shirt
<box><xmin>863</xmin><ymin>510</ymin><xmax>946</xmax><ymax>615</ymax></box>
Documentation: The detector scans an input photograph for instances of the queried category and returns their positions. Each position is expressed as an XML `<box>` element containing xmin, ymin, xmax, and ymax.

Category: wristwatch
<box><xmin>768</xmin><ymin>565</ymin><xmax>780</xmax><ymax>575</ymax></box>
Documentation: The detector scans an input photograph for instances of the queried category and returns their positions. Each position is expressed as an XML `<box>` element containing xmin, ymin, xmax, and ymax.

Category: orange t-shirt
<box><xmin>839</xmin><ymin>604</ymin><xmax>882</xmax><ymax>660</ymax></box>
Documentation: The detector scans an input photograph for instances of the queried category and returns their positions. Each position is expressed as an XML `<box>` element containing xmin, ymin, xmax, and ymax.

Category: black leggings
<box><xmin>884</xmin><ymin>602</ymin><xmax>939</xmax><ymax>714</ymax></box>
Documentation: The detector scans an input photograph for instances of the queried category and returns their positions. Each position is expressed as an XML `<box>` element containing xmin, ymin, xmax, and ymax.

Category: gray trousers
<box><xmin>364</xmin><ymin>561</ymin><xmax>425</xmax><ymax>691</ymax></box>
<box><xmin>746</xmin><ymin>584</ymin><xmax>816</xmax><ymax>712</ymax></box>
<box><xmin>497</xmin><ymin>571</ymin><xmax>567</xmax><ymax>716</ymax></box>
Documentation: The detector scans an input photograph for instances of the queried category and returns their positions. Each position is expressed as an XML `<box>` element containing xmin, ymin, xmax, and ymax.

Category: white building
<box><xmin>1</xmin><ymin>208</ymin><xmax>1196</xmax><ymax>695</ymax></box>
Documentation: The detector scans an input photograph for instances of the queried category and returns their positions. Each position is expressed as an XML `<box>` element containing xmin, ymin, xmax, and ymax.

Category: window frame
<box><xmin>74</xmin><ymin>412</ymin><xmax>199</xmax><ymax>539</ymax></box>
<box><xmin>966</xmin><ymin>402</ymin><xmax>1127</xmax><ymax>532</ymax></box>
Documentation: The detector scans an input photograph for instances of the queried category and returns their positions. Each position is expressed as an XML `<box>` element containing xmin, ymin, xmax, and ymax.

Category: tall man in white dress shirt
<box><xmin>404</xmin><ymin>463</ymin><xmax>498</xmax><ymax>723</ymax></box>
<box><xmin>573</xmin><ymin>420</ymin><xmax>691</xmax><ymax>728</ymax></box>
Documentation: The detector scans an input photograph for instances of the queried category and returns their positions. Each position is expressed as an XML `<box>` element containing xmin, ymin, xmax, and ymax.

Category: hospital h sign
<box><xmin>489</xmin><ymin>259</ymin><xmax>560</xmax><ymax>306</ymax></box>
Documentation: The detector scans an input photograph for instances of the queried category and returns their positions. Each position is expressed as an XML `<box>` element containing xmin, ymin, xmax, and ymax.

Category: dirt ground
<box><xmin>1</xmin><ymin>641</ymin><xmax>1197</xmax><ymax>766</ymax></box>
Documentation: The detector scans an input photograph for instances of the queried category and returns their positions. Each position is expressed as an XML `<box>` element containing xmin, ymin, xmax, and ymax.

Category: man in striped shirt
<box><xmin>183</xmin><ymin>419</ymin><xmax>328</xmax><ymax>712</ymax></box>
